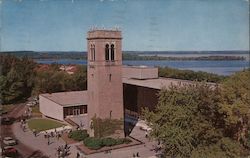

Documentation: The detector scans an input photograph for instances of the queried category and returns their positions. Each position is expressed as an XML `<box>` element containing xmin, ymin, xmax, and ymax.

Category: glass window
<box><xmin>111</xmin><ymin>44</ymin><xmax>115</xmax><ymax>61</ymax></box>
<box><xmin>105</xmin><ymin>44</ymin><xmax>109</xmax><ymax>61</ymax></box>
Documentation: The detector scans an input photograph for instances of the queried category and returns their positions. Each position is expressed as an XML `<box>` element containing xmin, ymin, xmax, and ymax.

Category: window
<box><xmin>105</xmin><ymin>44</ymin><xmax>109</xmax><ymax>61</ymax></box>
<box><xmin>90</xmin><ymin>44</ymin><xmax>95</xmax><ymax>61</ymax></box>
<box><xmin>111</xmin><ymin>44</ymin><xmax>115</xmax><ymax>61</ymax></box>
<box><xmin>93</xmin><ymin>45</ymin><xmax>95</xmax><ymax>61</ymax></box>
<box><xmin>109</xmin><ymin>74</ymin><xmax>112</xmax><ymax>82</ymax></box>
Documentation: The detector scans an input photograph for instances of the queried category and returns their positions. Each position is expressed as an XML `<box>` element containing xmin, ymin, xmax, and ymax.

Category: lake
<box><xmin>35</xmin><ymin>59</ymin><xmax>249</xmax><ymax>76</ymax></box>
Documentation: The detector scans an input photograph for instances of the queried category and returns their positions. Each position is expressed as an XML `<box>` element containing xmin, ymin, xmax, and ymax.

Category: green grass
<box><xmin>28</xmin><ymin>118</ymin><xmax>65</xmax><ymax>131</ymax></box>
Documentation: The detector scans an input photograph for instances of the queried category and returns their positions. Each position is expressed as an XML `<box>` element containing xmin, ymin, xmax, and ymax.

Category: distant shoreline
<box><xmin>0</xmin><ymin>51</ymin><xmax>248</xmax><ymax>61</ymax></box>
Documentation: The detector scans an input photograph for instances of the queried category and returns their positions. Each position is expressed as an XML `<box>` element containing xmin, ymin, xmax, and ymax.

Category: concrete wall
<box><xmin>39</xmin><ymin>95</ymin><xmax>64</xmax><ymax>121</ymax></box>
<box><xmin>122</xmin><ymin>66</ymin><xmax>158</xmax><ymax>79</ymax></box>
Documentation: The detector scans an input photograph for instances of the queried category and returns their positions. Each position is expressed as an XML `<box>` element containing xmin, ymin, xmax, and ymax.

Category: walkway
<box><xmin>1</xmin><ymin>103</ymin><xmax>38</xmax><ymax>157</ymax></box>
<box><xmin>12</xmin><ymin>122</ymin><xmax>79</xmax><ymax>158</ymax></box>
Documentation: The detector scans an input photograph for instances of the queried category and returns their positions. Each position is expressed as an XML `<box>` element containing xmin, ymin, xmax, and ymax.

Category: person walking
<box><xmin>136</xmin><ymin>152</ymin><xmax>140</xmax><ymax>157</ymax></box>
<box><xmin>47</xmin><ymin>136</ymin><xmax>50</xmax><ymax>145</ymax></box>
<box><xmin>76</xmin><ymin>152</ymin><xmax>80</xmax><ymax>158</ymax></box>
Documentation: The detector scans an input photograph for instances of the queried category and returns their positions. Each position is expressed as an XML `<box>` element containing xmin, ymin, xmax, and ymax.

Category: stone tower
<box><xmin>87</xmin><ymin>29</ymin><xmax>124</xmax><ymax>137</ymax></box>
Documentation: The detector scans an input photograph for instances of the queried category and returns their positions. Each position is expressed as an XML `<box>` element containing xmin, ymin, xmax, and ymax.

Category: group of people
<box><xmin>20</xmin><ymin>118</ymin><xmax>27</xmax><ymax>132</ymax></box>
<box><xmin>56</xmin><ymin>143</ymin><xmax>70</xmax><ymax>158</ymax></box>
<box><xmin>44</xmin><ymin>129</ymin><xmax>62</xmax><ymax>145</ymax></box>
<box><xmin>24</xmin><ymin>106</ymin><xmax>32</xmax><ymax>119</ymax></box>
<box><xmin>132</xmin><ymin>152</ymin><xmax>140</xmax><ymax>157</ymax></box>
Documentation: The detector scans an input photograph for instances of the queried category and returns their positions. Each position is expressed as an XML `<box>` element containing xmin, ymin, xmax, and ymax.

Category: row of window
<box><xmin>105</xmin><ymin>44</ymin><xmax>115</xmax><ymax>61</ymax></box>
<box><xmin>90</xmin><ymin>44</ymin><xmax>115</xmax><ymax>61</ymax></box>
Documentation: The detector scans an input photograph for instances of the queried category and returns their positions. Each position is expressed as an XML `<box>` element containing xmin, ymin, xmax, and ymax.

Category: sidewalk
<box><xmin>12</xmin><ymin>122</ymin><xmax>78</xmax><ymax>157</ymax></box>
<box><xmin>12</xmin><ymin>121</ymin><xmax>159</xmax><ymax>158</ymax></box>
<box><xmin>39</xmin><ymin>125</ymin><xmax>72</xmax><ymax>134</ymax></box>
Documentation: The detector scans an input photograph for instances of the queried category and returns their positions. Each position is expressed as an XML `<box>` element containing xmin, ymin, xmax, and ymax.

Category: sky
<box><xmin>0</xmin><ymin>0</ymin><xmax>249</xmax><ymax>51</ymax></box>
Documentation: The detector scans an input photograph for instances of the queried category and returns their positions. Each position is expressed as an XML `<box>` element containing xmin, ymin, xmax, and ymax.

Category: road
<box><xmin>1</xmin><ymin>103</ymin><xmax>47</xmax><ymax>158</ymax></box>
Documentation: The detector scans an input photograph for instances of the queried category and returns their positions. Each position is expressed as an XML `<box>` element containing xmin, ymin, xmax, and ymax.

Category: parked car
<box><xmin>2</xmin><ymin>146</ymin><xmax>18</xmax><ymax>157</ymax></box>
<box><xmin>3</xmin><ymin>137</ymin><xmax>17</xmax><ymax>146</ymax></box>
<box><xmin>1</xmin><ymin>117</ymin><xmax>15</xmax><ymax>125</ymax></box>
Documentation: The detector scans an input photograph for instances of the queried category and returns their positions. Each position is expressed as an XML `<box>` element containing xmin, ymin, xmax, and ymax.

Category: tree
<box><xmin>143</xmin><ymin>81</ymin><xmax>247</xmax><ymax>157</ymax></box>
<box><xmin>0</xmin><ymin>55</ymin><xmax>36</xmax><ymax>104</ymax></box>
<box><xmin>219</xmin><ymin>69</ymin><xmax>250</xmax><ymax>146</ymax></box>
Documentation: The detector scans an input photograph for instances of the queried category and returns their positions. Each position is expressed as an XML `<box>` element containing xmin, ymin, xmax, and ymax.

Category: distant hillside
<box><xmin>0</xmin><ymin>50</ymin><xmax>248</xmax><ymax>61</ymax></box>
<box><xmin>0</xmin><ymin>51</ymin><xmax>87</xmax><ymax>59</ymax></box>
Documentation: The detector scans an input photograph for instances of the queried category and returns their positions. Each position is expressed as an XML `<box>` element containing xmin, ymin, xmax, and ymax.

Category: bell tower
<box><xmin>87</xmin><ymin>29</ymin><xmax>124</xmax><ymax>136</ymax></box>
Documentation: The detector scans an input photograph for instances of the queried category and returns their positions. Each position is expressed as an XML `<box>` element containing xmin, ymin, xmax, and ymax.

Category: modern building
<box><xmin>39</xmin><ymin>29</ymin><xmax>215</xmax><ymax>136</ymax></box>
<box><xmin>39</xmin><ymin>91</ymin><xmax>88</xmax><ymax>121</ymax></box>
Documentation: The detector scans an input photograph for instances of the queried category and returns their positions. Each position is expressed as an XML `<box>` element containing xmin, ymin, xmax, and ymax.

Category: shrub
<box><xmin>68</xmin><ymin>130</ymin><xmax>89</xmax><ymax>141</ymax></box>
<box><xmin>83</xmin><ymin>137</ymin><xmax>132</xmax><ymax>150</ymax></box>
<box><xmin>115</xmin><ymin>138</ymin><xmax>132</xmax><ymax>145</ymax></box>
<box><xmin>102</xmin><ymin>137</ymin><xmax>117</xmax><ymax>146</ymax></box>
<box><xmin>84</xmin><ymin>137</ymin><xmax>103</xmax><ymax>150</ymax></box>
<box><xmin>122</xmin><ymin>138</ymin><xmax>132</xmax><ymax>144</ymax></box>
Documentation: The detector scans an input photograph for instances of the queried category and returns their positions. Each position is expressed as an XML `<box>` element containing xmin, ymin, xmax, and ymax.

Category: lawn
<box><xmin>28</xmin><ymin>118</ymin><xmax>65</xmax><ymax>132</ymax></box>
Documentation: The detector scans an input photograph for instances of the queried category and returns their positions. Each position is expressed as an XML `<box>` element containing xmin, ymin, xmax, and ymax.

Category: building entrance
<box><xmin>63</xmin><ymin>105</ymin><xmax>87</xmax><ymax>118</ymax></box>
<box><xmin>73</xmin><ymin>108</ymin><xmax>80</xmax><ymax>115</ymax></box>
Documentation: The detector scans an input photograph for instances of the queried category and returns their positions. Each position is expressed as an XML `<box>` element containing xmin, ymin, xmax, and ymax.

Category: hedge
<box><xmin>68</xmin><ymin>130</ymin><xmax>89</xmax><ymax>141</ymax></box>
<box><xmin>83</xmin><ymin>137</ymin><xmax>132</xmax><ymax>150</ymax></box>
<box><xmin>84</xmin><ymin>137</ymin><xmax>103</xmax><ymax>150</ymax></box>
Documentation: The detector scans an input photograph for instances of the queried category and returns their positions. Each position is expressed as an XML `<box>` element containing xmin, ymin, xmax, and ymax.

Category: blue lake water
<box><xmin>35</xmin><ymin>59</ymin><xmax>249</xmax><ymax>76</ymax></box>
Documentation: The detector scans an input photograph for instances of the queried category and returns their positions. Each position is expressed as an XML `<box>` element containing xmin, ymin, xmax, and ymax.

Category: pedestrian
<box><xmin>57</xmin><ymin>133</ymin><xmax>60</xmax><ymax>141</ymax></box>
<box><xmin>32</xmin><ymin>129</ymin><xmax>36</xmax><ymax>137</ymax></box>
<box><xmin>22</xmin><ymin>124</ymin><xmax>25</xmax><ymax>132</ymax></box>
<box><xmin>76</xmin><ymin>152</ymin><xmax>80</xmax><ymax>158</ymax></box>
<box><xmin>47</xmin><ymin>137</ymin><xmax>50</xmax><ymax>145</ymax></box>
<box><xmin>136</xmin><ymin>152</ymin><xmax>140</xmax><ymax>157</ymax></box>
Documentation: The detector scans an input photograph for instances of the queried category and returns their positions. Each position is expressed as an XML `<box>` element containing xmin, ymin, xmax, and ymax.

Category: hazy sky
<box><xmin>0</xmin><ymin>0</ymin><xmax>249</xmax><ymax>51</ymax></box>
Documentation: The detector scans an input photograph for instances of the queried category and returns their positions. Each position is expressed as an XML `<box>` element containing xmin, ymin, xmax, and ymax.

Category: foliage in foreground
<box><xmin>143</xmin><ymin>69</ymin><xmax>250</xmax><ymax>158</ymax></box>
<box><xmin>0</xmin><ymin>55</ymin><xmax>36</xmax><ymax>104</ymax></box>
<box><xmin>68</xmin><ymin>130</ymin><xmax>89</xmax><ymax>141</ymax></box>
<box><xmin>0</xmin><ymin>54</ymin><xmax>87</xmax><ymax>104</ymax></box>
<box><xmin>83</xmin><ymin>137</ymin><xmax>132</xmax><ymax>150</ymax></box>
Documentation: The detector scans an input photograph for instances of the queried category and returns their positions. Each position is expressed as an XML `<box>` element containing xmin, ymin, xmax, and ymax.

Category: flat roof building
<box><xmin>39</xmin><ymin>91</ymin><xmax>88</xmax><ymax>121</ymax></box>
<box><xmin>39</xmin><ymin>29</ymin><xmax>216</xmax><ymax>137</ymax></box>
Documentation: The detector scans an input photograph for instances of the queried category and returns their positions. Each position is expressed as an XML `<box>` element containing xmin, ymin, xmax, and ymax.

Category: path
<box><xmin>12</xmin><ymin>122</ymin><xmax>78</xmax><ymax>157</ymax></box>
<box><xmin>1</xmin><ymin>103</ymin><xmax>40</xmax><ymax>157</ymax></box>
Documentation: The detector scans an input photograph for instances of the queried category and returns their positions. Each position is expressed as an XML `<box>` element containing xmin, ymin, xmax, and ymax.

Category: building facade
<box><xmin>87</xmin><ymin>30</ymin><xmax>124</xmax><ymax>136</ymax></box>
<box><xmin>39</xmin><ymin>29</ymin><xmax>215</xmax><ymax>136</ymax></box>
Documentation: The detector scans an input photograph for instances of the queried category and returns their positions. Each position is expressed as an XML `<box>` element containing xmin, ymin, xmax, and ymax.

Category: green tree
<box><xmin>0</xmin><ymin>55</ymin><xmax>36</xmax><ymax>104</ymax></box>
<box><xmin>219</xmin><ymin>69</ymin><xmax>250</xmax><ymax>146</ymax></box>
<box><xmin>143</xmin><ymin>81</ymin><xmax>247</xmax><ymax>157</ymax></box>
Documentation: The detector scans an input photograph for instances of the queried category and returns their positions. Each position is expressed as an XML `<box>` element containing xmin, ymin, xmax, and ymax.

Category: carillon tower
<box><xmin>87</xmin><ymin>29</ymin><xmax>124</xmax><ymax>136</ymax></box>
